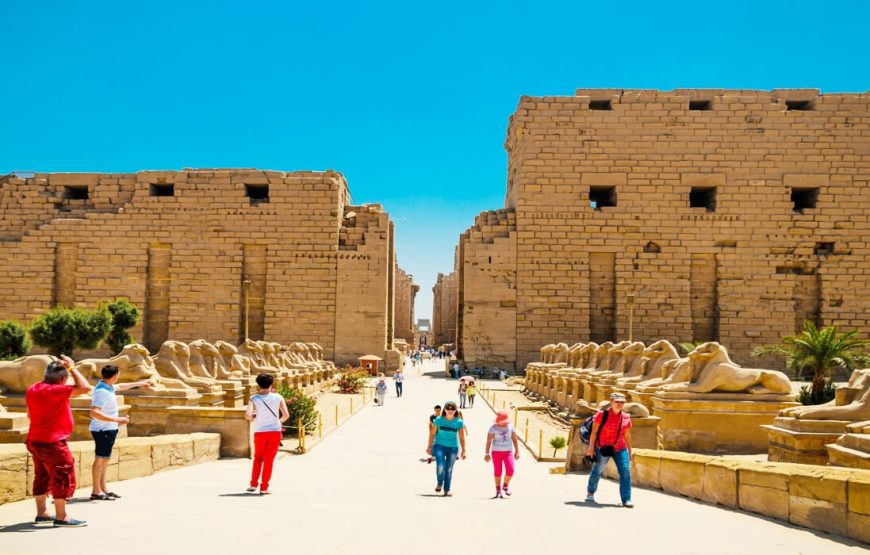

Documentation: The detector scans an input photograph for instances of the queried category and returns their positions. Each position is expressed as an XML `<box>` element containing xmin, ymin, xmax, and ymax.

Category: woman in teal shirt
<box><xmin>426</xmin><ymin>400</ymin><xmax>467</xmax><ymax>496</ymax></box>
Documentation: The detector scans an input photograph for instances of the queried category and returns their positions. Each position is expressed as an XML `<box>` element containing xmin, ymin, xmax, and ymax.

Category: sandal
<box><xmin>105</xmin><ymin>492</ymin><xmax>121</xmax><ymax>499</ymax></box>
<box><xmin>89</xmin><ymin>493</ymin><xmax>113</xmax><ymax>501</ymax></box>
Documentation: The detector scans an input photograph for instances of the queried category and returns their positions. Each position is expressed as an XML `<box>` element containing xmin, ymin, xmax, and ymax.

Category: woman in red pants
<box><xmin>244</xmin><ymin>374</ymin><xmax>289</xmax><ymax>494</ymax></box>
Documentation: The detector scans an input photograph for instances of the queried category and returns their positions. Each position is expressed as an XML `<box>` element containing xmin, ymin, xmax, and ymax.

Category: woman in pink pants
<box><xmin>484</xmin><ymin>410</ymin><xmax>520</xmax><ymax>498</ymax></box>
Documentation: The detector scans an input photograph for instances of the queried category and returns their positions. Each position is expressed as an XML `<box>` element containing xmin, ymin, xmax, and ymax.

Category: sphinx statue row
<box><xmin>0</xmin><ymin>338</ymin><xmax>338</xmax><ymax>405</ymax></box>
<box><xmin>524</xmin><ymin>339</ymin><xmax>795</xmax><ymax>414</ymax></box>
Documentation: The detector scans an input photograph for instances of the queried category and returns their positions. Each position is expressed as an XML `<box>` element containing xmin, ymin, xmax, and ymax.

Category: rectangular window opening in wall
<box><xmin>150</xmin><ymin>183</ymin><xmax>175</xmax><ymax>197</ymax></box>
<box><xmin>63</xmin><ymin>186</ymin><xmax>89</xmax><ymax>200</ymax></box>
<box><xmin>786</xmin><ymin>100</ymin><xmax>813</xmax><ymax>111</ymax></box>
<box><xmin>245</xmin><ymin>184</ymin><xmax>269</xmax><ymax>204</ymax></box>
<box><xmin>689</xmin><ymin>187</ymin><xmax>717</xmax><ymax>211</ymax></box>
<box><xmin>589</xmin><ymin>100</ymin><xmax>612</xmax><ymax>110</ymax></box>
<box><xmin>689</xmin><ymin>100</ymin><xmax>712</xmax><ymax>111</ymax></box>
<box><xmin>791</xmin><ymin>187</ymin><xmax>819</xmax><ymax>212</ymax></box>
<box><xmin>814</xmin><ymin>242</ymin><xmax>835</xmax><ymax>256</ymax></box>
<box><xmin>589</xmin><ymin>186</ymin><xmax>616</xmax><ymax>209</ymax></box>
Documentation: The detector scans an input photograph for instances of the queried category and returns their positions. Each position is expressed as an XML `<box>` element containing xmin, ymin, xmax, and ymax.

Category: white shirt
<box><xmin>250</xmin><ymin>393</ymin><xmax>283</xmax><ymax>433</ymax></box>
<box><xmin>90</xmin><ymin>381</ymin><xmax>119</xmax><ymax>432</ymax></box>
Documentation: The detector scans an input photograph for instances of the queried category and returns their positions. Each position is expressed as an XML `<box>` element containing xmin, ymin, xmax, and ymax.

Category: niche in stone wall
<box><xmin>53</xmin><ymin>243</ymin><xmax>78</xmax><ymax>307</ymax></box>
<box><xmin>589</xmin><ymin>252</ymin><xmax>616</xmax><ymax>343</ymax></box>
<box><xmin>144</xmin><ymin>243</ymin><xmax>171</xmax><ymax>352</ymax></box>
<box><xmin>241</xmin><ymin>244</ymin><xmax>267</xmax><ymax>342</ymax></box>
<box><xmin>690</xmin><ymin>253</ymin><xmax>719</xmax><ymax>342</ymax></box>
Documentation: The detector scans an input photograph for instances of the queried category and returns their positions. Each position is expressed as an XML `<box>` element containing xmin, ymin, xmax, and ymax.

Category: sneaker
<box><xmin>623</xmin><ymin>501</ymin><xmax>634</xmax><ymax>508</ymax></box>
<box><xmin>435</xmin><ymin>485</ymin><xmax>443</xmax><ymax>493</ymax></box>
<box><xmin>34</xmin><ymin>515</ymin><xmax>54</xmax><ymax>524</ymax></box>
<box><xmin>105</xmin><ymin>492</ymin><xmax>121</xmax><ymax>499</ymax></box>
<box><xmin>260</xmin><ymin>489</ymin><xmax>272</xmax><ymax>495</ymax></box>
<box><xmin>585</xmin><ymin>494</ymin><xmax>595</xmax><ymax>503</ymax></box>
<box><xmin>444</xmin><ymin>491</ymin><xmax>452</xmax><ymax>497</ymax></box>
<box><xmin>502</xmin><ymin>486</ymin><xmax>511</xmax><ymax>496</ymax></box>
<box><xmin>246</xmin><ymin>487</ymin><xmax>257</xmax><ymax>493</ymax></box>
<box><xmin>54</xmin><ymin>518</ymin><xmax>87</xmax><ymax>527</ymax></box>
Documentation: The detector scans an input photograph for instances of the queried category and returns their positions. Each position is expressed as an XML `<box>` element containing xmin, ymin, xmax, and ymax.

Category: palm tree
<box><xmin>751</xmin><ymin>321</ymin><xmax>870</xmax><ymax>404</ymax></box>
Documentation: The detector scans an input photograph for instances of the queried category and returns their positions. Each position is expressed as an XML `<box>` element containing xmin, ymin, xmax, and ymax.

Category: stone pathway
<box><xmin>0</xmin><ymin>360</ymin><xmax>864</xmax><ymax>554</ymax></box>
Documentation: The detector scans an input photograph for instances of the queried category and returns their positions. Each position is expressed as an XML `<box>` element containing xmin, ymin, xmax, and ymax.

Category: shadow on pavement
<box><xmin>218</xmin><ymin>493</ymin><xmax>265</xmax><ymax>497</ymax></box>
<box><xmin>0</xmin><ymin>522</ymin><xmax>56</xmax><ymax>533</ymax></box>
<box><xmin>564</xmin><ymin>501</ymin><xmax>623</xmax><ymax>509</ymax></box>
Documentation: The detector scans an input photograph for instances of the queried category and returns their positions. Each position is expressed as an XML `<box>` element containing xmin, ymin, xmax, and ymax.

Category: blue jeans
<box><xmin>432</xmin><ymin>444</ymin><xmax>459</xmax><ymax>491</ymax></box>
<box><xmin>458</xmin><ymin>392</ymin><xmax>467</xmax><ymax>408</ymax></box>
<box><xmin>396</xmin><ymin>382</ymin><xmax>403</xmax><ymax>396</ymax></box>
<box><xmin>586</xmin><ymin>447</ymin><xmax>632</xmax><ymax>503</ymax></box>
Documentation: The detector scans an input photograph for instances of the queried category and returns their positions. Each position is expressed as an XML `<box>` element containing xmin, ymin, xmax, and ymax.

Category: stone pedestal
<box><xmin>124</xmin><ymin>391</ymin><xmax>203</xmax><ymax>436</ymax></box>
<box><xmin>0</xmin><ymin>412</ymin><xmax>29</xmax><ymax>443</ymax></box>
<box><xmin>652</xmin><ymin>392</ymin><xmax>798</xmax><ymax>454</ymax></box>
<box><xmin>630</xmin><ymin>388</ymin><xmax>657</xmax><ymax>413</ymax></box>
<box><xmin>827</xmin><ymin>420</ymin><xmax>870</xmax><ymax>470</ymax></box>
<box><xmin>165</xmin><ymin>406</ymin><xmax>251</xmax><ymax>458</ymax></box>
<box><xmin>1</xmin><ymin>394</ymin><xmax>130</xmax><ymax>441</ymax></box>
<box><xmin>763</xmin><ymin>417</ymin><xmax>850</xmax><ymax>465</ymax></box>
<box><xmin>216</xmin><ymin>381</ymin><xmax>245</xmax><ymax>408</ymax></box>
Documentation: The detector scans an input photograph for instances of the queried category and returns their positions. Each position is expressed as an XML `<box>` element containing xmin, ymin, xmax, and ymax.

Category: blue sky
<box><xmin>2</xmin><ymin>1</ymin><xmax>868</xmax><ymax>319</ymax></box>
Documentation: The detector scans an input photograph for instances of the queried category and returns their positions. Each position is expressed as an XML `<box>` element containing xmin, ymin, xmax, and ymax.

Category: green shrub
<box><xmin>336</xmin><ymin>369</ymin><xmax>368</xmax><ymax>394</ymax></box>
<box><xmin>796</xmin><ymin>382</ymin><xmax>836</xmax><ymax>405</ymax></box>
<box><xmin>0</xmin><ymin>320</ymin><xmax>31</xmax><ymax>360</ymax></box>
<box><xmin>550</xmin><ymin>435</ymin><xmax>567</xmax><ymax>457</ymax></box>
<box><xmin>276</xmin><ymin>385</ymin><xmax>318</xmax><ymax>434</ymax></box>
<box><xmin>104</xmin><ymin>298</ymin><xmax>140</xmax><ymax>355</ymax></box>
<box><xmin>29</xmin><ymin>306</ymin><xmax>112</xmax><ymax>356</ymax></box>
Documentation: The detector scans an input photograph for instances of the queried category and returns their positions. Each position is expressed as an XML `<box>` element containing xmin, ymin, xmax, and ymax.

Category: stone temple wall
<box><xmin>0</xmin><ymin>169</ymin><xmax>395</xmax><ymax>363</ymax></box>
<box><xmin>393</xmin><ymin>266</ymin><xmax>418</xmax><ymax>345</ymax></box>
<box><xmin>432</xmin><ymin>270</ymin><xmax>458</xmax><ymax>348</ymax></box>
<box><xmin>457</xmin><ymin>89</ymin><xmax>870</xmax><ymax>373</ymax></box>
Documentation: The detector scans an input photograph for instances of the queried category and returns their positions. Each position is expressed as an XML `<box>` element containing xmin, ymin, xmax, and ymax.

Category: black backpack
<box><xmin>579</xmin><ymin>409</ymin><xmax>609</xmax><ymax>445</ymax></box>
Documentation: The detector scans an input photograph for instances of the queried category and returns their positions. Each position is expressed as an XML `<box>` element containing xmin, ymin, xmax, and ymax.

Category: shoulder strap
<box><xmin>594</xmin><ymin>409</ymin><xmax>610</xmax><ymax>447</ymax></box>
<box><xmin>253</xmin><ymin>395</ymin><xmax>279</xmax><ymax>418</ymax></box>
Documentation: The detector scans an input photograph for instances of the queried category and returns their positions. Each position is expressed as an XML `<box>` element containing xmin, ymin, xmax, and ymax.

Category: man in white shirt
<box><xmin>89</xmin><ymin>364</ymin><xmax>150</xmax><ymax>500</ymax></box>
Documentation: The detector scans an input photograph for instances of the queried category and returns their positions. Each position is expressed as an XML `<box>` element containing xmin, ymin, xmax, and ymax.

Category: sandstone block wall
<box><xmin>432</xmin><ymin>270</ymin><xmax>458</xmax><ymax>347</ymax></box>
<box><xmin>455</xmin><ymin>89</ymin><xmax>870</xmax><ymax>372</ymax></box>
<box><xmin>0</xmin><ymin>170</ymin><xmax>395</xmax><ymax>363</ymax></box>
<box><xmin>394</xmin><ymin>267</ymin><xmax>418</xmax><ymax>345</ymax></box>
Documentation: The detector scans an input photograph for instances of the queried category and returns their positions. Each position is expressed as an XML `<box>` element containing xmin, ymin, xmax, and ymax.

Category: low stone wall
<box><xmin>0</xmin><ymin>432</ymin><xmax>220</xmax><ymax>506</ymax></box>
<box><xmin>600</xmin><ymin>449</ymin><xmax>870</xmax><ymax>544</ymax></box>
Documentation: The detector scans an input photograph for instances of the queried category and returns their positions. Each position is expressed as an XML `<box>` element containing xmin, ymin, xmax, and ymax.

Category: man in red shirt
<box><xmin>25</xmin><ymin>355</ymin><xmax>92</xmax><ymax>527</ymax></box>
<box><xmin>585</xmin><ymin>392</ymin><xmax>634</xmax><ymax>507</ymax></box>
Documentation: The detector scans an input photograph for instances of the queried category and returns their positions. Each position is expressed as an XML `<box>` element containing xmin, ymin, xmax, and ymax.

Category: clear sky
<box><xmin>2</xmin><ymin>1</ymin><xmax>868</xmax><ymax>320</ymax></box>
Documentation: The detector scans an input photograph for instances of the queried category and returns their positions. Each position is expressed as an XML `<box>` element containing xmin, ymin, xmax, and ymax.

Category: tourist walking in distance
<box><xmin>89</xmin><ymin>364</ymin><xmax>152</xmax><ymax>500</ymax></box>
<box><xmin>585</xmin><ymin>392</ymin><xmax>633</xmax><ymax>507</ymax></box>
<box><xmin>393</xmin><ymin>370</ymin><xmax>404</xmax><ymax>397</ymax></box>
<box><xmin>245</xmin><ymin>374</ymin><xmax>289</xmax><ymax>495</ymax></box>
<box><xmin>458</xmin><ymin>380</ymin><xmax>468</xmax><ymax>409</ymax></box>
<box><xmin>426</xmin><ymin>401</ymin><xmax>466</xmax><ymax>496</ymax></box>
<box><xmin>484</xmin><ymin>410</ymin><xmax>519</xmax><ymax>498</ymax></box>
<box><xmin>467</xmin><ymin>382</ymin><xmax>477</xmax><ymax>408</ymax></box>
<box><xmin>376</xmin><ymin>376</ymin><xmax>387</xmax><ymax>405</ymax></box>
<box><xmin>26</xmin><ymin>356</ymin><xmax>93</xmax><ymax>527</ymax></box>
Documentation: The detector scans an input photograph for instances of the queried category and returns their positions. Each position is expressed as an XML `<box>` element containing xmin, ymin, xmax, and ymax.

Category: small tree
<box><xmin>30</xmin><ymin>306</ymin><xmax>112</xmax><ymax>356</ymax></box>
<box><xmin>752</xmin><ymin>321</ymin><xmax>870</xmax><ymax>405</ymax></box>
<box><xmin>104</xmin><ymin>298</ymin><xmax>140</xmax><ymax>355</ymax></box>
<box><xmin>0</xmin><ymin>320</ymin><xmax>31</xmax><ymax>360</ymax></box>
<box><xmin>276</xmin><ymin>384</ymin><xmax>318</xmax><ymax>434</ymax></box>
<box><xmin>336</xmin><ymin>369</ymin><xmax>368</xmax><ymax>394</ymax></box>
<box><xmin>549</xmin><ymin>436</ymin><xmax>567</xmax><ymax>457</ymax></box>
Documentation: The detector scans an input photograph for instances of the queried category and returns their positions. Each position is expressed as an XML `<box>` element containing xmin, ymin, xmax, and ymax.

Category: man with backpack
<box><xmin>583</xmin><ymin>392</ymin><xmax>634</xmax><ymax>507</ymax></box>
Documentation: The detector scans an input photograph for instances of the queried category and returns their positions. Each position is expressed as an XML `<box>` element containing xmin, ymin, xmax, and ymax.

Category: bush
<box><xmin>0</xmin><ymin>320</ymin><xmax>31</xmax><ymax>360</ymax></box>
<box><xmin>276</xmin><ymin>385</ymin><xmax>318</xmax><ymax>434</ymax></box>
<box><xmin>104</xmin><ymin>298</ymin><xmax>140</xmax><ymax>355</ymax></box>
<box><xmin>336</xmin><ymin>369</ymin><xmax>368</xmax><ymax>394</ymax></box>
<box><xmin>796</xmin><ymin>382</ymin><xmax>836</xmax><ymax>405</ymax></box>
<box><xmin>29</xmin><ymin>306</ymin><xmax>112</xmax><ymax>356</ymax></box>
<box><xmin>550</xmin><ymin>436</ymin><xmax>567</xmax><ymax>457</ymax></box>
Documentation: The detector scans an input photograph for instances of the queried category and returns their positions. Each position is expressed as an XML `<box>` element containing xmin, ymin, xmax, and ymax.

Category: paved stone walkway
<box><xmin>0</xmin><ymin>360</ymin><xmax>864</xmax><ymax>554</ymax></box>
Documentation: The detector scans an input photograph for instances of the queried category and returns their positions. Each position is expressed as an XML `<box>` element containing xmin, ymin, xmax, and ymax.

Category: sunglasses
<box><xmin>612</xmin><ymin>401</ymin><xmax>625</xmax><ymax>405</ymax></box>
<box><xmin>444</xmin><ymin>407</ymin><xmax>457</xmax><ymax>411</ymax></box>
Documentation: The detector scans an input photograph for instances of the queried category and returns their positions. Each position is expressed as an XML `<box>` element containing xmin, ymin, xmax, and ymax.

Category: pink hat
<box><xmin>494</xmin><ymin>410</ymin><xmax>510</xmax><ymax>426</ymax></box>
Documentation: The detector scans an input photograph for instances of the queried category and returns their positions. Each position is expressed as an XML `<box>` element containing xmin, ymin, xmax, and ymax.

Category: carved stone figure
<box><xmin>77</xmin><ymin>344</ymin><xmax>195</xmax><ymax>395</ymax></box>
<box><xmin>574</xmin><ymin>342</ymin><xmax>599</xmax><ymax>371</ymax></box>
<box><xmin>152</xmin><ymin>340</ymin><xmax>222</xmax><ymax>393</ymax></box>
<box><xmin>618</xmin><ymin>340</ymin><xmax>679</xmax><ymax>386</ymax></box>
<box><xmin>605</xmin><ymin>341</ymin><xmax>646</xmax><ymax>379</ymax></box>
<box><xmin>781</xmin><ymin>369</ymin><xmax>870</xmax><ymax>420</ymax></box>
<box><xmin>0</xmin><ymin>355</ymin><xmax>58</xmax><ymax>394</ymax></box>
<box><xmin>237</xmin><ymin>339</ymin><xmax>282</xmax><ymax>375</ymax></box>
<box><xmin>659</xmin><ymin>342</ymin><xmax>792</xmax><ymax>395</ymax></box>
<box><xmin>215</xmin><ymin>341</ymin><xmax>252</xmax><ymax>377</ymax></box>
